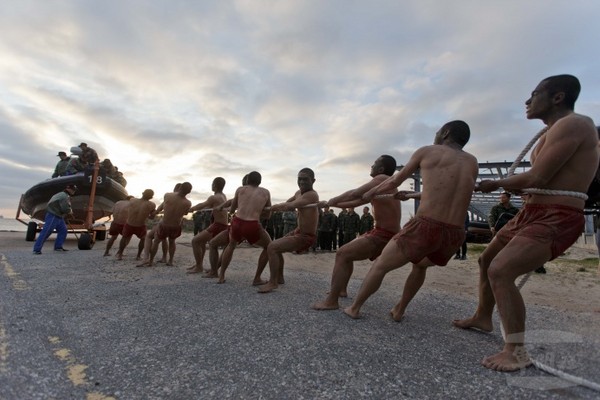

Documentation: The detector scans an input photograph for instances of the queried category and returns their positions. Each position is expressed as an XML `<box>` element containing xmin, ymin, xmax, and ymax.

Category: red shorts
<box><xmin>206</xmin><ymin>222</ymin><xmax>229</xmax><ymax>236</ymax></box>
<box><xmin>286</xmin><ymin>228</ymin><xmax>317</xmax><ymax>253</ymax></box>
<box><xmin>394</xmin><ymin>216</ymin><xmax>465</xmax><ymax>266</ymax></box>
<box><xmin>156</xmin><ymin>224</ymin><xmax>182</xmax><ymax>240</ymax></box>
<box><xmin>495</xmin><ymin>204</ymin><xmax>583</xmax><ymax>260</ymax></box>
<box><xmin>122</xmin><ymin>223</ymin><xmax>147</xmax><ymax>239</ymax></box>
<box><xmin>363</xmin><ymin>227</ymin><xmax>397</xmax><ymax>261</ymax></box>
<box><xmin>109</xmin><ymin>222</ymin><xmax>125</xmax><ymax>236</ymax></box>
<box><xmin>230</xmin><ymin>216</ymin><xmax>262</xmax><ymax>245</ymax></box>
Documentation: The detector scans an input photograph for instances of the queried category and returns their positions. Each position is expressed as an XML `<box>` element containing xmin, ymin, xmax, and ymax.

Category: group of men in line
<box><xmin>35</xmin><ymin>75</ymin><xmax>599</xmax><ymax>373</ymax></box>
<box><xmin>193</xmin><ymin>204</ymin><xmax>374</xmax><ymax>253</ymax></box>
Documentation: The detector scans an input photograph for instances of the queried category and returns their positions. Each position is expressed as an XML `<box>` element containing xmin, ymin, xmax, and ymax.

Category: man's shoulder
<box><xmin>554</xmin><ymin>113</ymin><xmax>596</xmax><ymax>135</ymax></box>
<box><xmin>301</xmin><ymin>189</ymin><xmax>318</xmax><ymax>199</ymax></box>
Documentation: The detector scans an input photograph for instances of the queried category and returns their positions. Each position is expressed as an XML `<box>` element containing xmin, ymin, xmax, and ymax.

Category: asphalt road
<box><xmin>0</xmin><ymin>232</ymin><xmax>598</xmax><ymax>399</ymax></box>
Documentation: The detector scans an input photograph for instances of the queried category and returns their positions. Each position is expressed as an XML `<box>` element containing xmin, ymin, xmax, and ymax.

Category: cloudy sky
<box><xmin>1</xmin><ymin>0</ymin><xmax>599</xmax><ymax>223</ymax></box>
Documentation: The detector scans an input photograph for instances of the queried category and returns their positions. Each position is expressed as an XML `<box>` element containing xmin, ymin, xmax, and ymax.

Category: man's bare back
<box><xmin>127</xmin><ymin>198</ymin><xmax>157</xmax><ymax>226</ymax></box>
<box><xmin>410</xmin><ymin>145</ymin><xmax>478</xmax><ymax>226</ymax></box>
<box><xmin>111</xmin><ymin>199</ymin><xmax>131</xmax><ymax>225</ymax></box>
<box><xmin>162</xmin><ymin>192</ymin><xmax>192</xmax><ymax>227</ymax></box>
<box><xmin>232</xmin><ymin>185</ymin><xmax>271</xmax><ymax>221</ymax></box>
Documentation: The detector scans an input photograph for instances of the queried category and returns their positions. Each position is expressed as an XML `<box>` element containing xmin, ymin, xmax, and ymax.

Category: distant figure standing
<box><xmin>272</xmin><ymin>211</ymin><xmax>284</xmax><ymax>239</ymax></box>
<box><xmin>330</xmin><ymin>209</ymin><xmax>338</xmax><ymax>250</ymax></box>
<box><xmin>103</xmin><ymin>196</ymin><xmax>133</xmax><ymax>256</ymax></box>
<box><xmin>488</xmin><ymin>192</ymin><xmax>519</xmax><ymax>235</ymax></box>
<box><xmin>337</xmin><ymin>209</ymin><xmax>348</xmax><ymax>247</ymax></box>
<box><xmin>116</xmin><ymin>190</ymin><xmax>156</xmax><ymax>261</ymax></box>
<box><xmin>454</xmin><ymin>214</ymin><xmax>469</xmax><ymax>260</ymax></box>
<box><xmin>282</xmin><ymin>210</ymin><xmax>297</xmax><ymax>235</ymax></box>
<box><xmin>318</xmin><ymin>206</ymin><xmax>336</xmax><ymax>251</ymax></box>
<box><xmin>52</xmin><ymin>151</ymin><xmax>71</xmax><ymax>178</ymax></box>
<box><xmin>33</xmin><ymin>184</ymin><xmax>77</xmax><ymax>254</ymax></box>
<box><xmin>342</xmin><ymin>207</ymin><xmax>360</xmax><ymax>245</ymax></box>
<box><xmin>359</xmin><ymin>206</ymin><xmax>374</xmax><ymax>235</ymax></box>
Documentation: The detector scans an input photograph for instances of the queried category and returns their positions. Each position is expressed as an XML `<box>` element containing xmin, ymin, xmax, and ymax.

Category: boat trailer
<box><xmin>15</xmin><ymin>160</ymin><xmax>108</xmax><ymax>250</ymax></box>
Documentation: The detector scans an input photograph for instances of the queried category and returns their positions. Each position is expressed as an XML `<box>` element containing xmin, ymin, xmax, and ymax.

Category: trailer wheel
<box><xmin>78</xmin><ymin>233</ymin><xmax>93</xmax><ymax>250</ymax></box>
<box><xmin>95</xmin><ymin>229</ymin><xmax>106</xmax><ymax>241</ymax></box>
<box><xmin>26</xmin><ymin>222</ymin><xmax>38</xmax><ymax>242</ymax></box>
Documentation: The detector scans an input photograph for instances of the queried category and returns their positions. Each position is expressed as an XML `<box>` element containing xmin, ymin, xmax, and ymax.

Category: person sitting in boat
<box><xmin>101</xmin><ymin>158</ymin><xmax>116</xmax><ymax>176</ymax></box>
<box><xmin>52</xmin><ymin>151</ymin><xmax>71</xmax><ymax>178</ymax></box>
<box><xmin>63</xmin><ymin>156</ymin><xmax>85</xmax><ymax>176</ymax></box>
<box><xmin>78</xmin><ymin>142</ymin><xmax>99</xmax><ymax>165</ymax></box>
<box><xmin>112</xmin><ymin>167</ymin><xmax>127</xmax><ymax>187</ymax></box>
<box><xmin>99</xmin><ymin>159</ymin><xmax>127</xmax><ymax>187</ymax></box>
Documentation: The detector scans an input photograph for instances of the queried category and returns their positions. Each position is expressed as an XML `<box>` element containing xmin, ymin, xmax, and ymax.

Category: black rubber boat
<box><xmin>21</xmin><ymin>168</ymin><xmax>129</xmax><ymax>222</ymax></box>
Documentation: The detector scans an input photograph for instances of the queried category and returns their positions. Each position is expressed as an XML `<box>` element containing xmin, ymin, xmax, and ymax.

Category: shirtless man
<box><xmin>142</xmin><ymin>183</ymin><xmax>181</xmax><ymax>263</ymax></box>
<box><xmin>312</xmin><ymin>155</ymin><xmax>401</xmax><ymax>309</ymax></box>
<box><xmin>187</xmin><ymin>177</ymin><xmax>228</xmax><ymax>274</ymax></box>
<box><xmin>204</xmin><ymin>175</ymin><xmax>248</xmax><ymax>278</ymax></box>
<box><xmin>258</xmin><ymin>168</ymin><xmax>320</xmax><ymax>293</ymax></box>
<box><xmin>342</xmin><ymin>120</ymin><xmax>478</xmax><ymax>322</ymax></box>
<box><xmin>115</xmin><ymin>190</ymin><xmax>156</xmax><ymax>260</ymax></box>
<box><xmin>104</xmin><ymin>196</ymin><xmax>133</xmax><ymax>256</ymax></box>
<box><xmin>453</xmin><ymin>75</ymin><xmax>599</xmax><ymax>372</ymax></box>
<box><xmin>216</xmin><ymin>171</ymin><xmax>271</xmax><ymax>284</ymax></box>
<box><xmin>137</xmin><ymin>182</ymin><xmax>192</xmax><ymax>267</ymax></box>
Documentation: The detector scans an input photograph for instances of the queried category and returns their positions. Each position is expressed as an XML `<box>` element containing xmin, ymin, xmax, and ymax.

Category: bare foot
<box><xmin>278</xmin><ymin>278</ymin><xmax>285</xmax><ymax>285</ymax></box>
<box><xmin>158</xmin><ymin>259</ymin><xmax>167</xmax><ymax>264</ymax></box>
<box><xmin>116</xmin><ymin>253</ymin><xmax>123</xmax><ymax>261</ymax></box>
<box><xmin>481</xmin><ymin>347</ymin><xmax>532</xmax><ymax>372</ymax></box>
<box><xmin>187</xmin><ymin>266</ymin><xmax>203</xmax><ymax>274</ymax></box>
<box><xmin>311</xmin><ymin>300</ymin><xmax>339</xmax><ymax>310</ymax></box>
<box><xmin>103</xmin><ymin>252</ymin><xmax>110</xmax><ymax>257</ymax></box>
<box><xmin>342</xmin><ymin>306</ymin><xmax>361</xmax><ymax>319</ymax></box>
<box><xmin>217</xmin><ymin>277</ymin><xmax>226</xmax><ymax>284</ymax></box>
<box><xmin>203</xmin><ymin>271</ymin><xmax>218</xmax><ymax>279</ymax></box>
<box><xmin>389</xmin><ymin>306</ymin><xmax>405</xmax><ymax>322</ymax></box>
<box><xmin>136</xmin><ymin>260</ymin><xmax>153</xmax><ymax>268</ymax></box>
<box><xmin>252</xmin><ymin>279</ymin><xmax>268</xmax><ymax>286</ymax></box>
<box><xmin>186</xmin><ymin>265</ymin><xmax>196</xmax><ymax>270</ymax></box>
<box><xmin>135</xmin><ymin>256</ymin><xmax>142</xmax><ymax>261</ymax></box>
<box><xmin>258</xmin><ymin>283</ymin><xmax>278</xmax><ymax>293</ymax></box>
<box><xmin>452</xmin><ymin>316</ymin><xmax>493</xmax><ymax>332</ymax></box>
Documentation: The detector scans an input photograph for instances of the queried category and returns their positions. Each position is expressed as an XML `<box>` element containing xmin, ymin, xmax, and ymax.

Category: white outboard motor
<box><xmin>70</xmin><ymin>146</ymin><xmax>83</xmax><ymax>156</ymax></box>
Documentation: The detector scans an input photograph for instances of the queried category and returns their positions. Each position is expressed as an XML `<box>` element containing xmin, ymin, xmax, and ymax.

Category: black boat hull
<box><xmin>21</xmin><ymin>171</ymin><xmax>128</xmax><ymax>222</ymax></box>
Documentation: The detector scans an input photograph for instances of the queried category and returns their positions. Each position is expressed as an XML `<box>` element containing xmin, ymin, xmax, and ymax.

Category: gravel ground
<box><xmin>0</xmin><ymin>232</ymin><xmax>598</xmax><ymax>399</ymax></box>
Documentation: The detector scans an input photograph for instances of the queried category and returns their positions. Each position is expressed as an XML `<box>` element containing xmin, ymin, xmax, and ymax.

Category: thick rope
<box><xmin>531</xmin><ymin>359</ymin><xmax>600</xmax><ymax>392</ymax></box>
<box><xmin>507</xmin><ymin>127</ymin><xmax>548</xmax><ymax>176</ymax></box>
<box><xmin>523</xmin><ymin>188</ymin><xmax>588</xmax><ymax>200</ymax></box>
